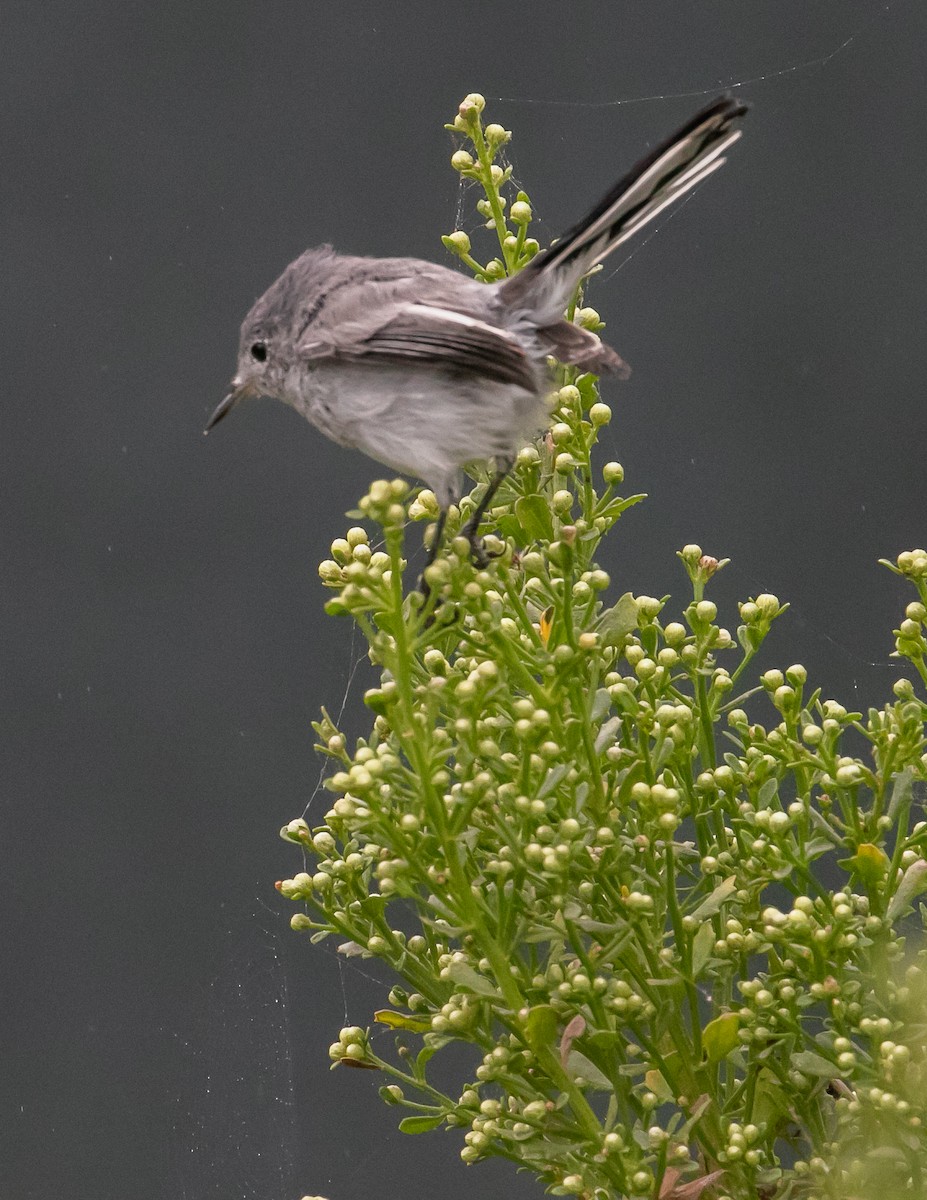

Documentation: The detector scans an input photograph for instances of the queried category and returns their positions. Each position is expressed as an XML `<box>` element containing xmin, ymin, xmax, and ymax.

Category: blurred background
<box><xmin>3</xmin><ymin>2</ymin><xmax>925</xmax><ymax>1197</ymax></box>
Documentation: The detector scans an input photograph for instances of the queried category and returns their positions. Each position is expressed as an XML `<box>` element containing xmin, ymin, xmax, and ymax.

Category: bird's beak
<box><xmin>204</xmin><ymin>381</ymin><xmax>246</xmax><ymax>434</ymax></box>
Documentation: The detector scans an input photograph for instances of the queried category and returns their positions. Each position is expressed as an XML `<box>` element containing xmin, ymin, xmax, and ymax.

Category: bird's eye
<box><xmin>250</xmin><ymin>341</ymin><xmax>268</xmax><ymax>363</ymax></box>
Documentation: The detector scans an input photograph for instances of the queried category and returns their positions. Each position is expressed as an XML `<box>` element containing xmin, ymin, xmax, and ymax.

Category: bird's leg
<box><xmin>461</xmin><ymin>460</ymin><xmax>512</xmax><ymax>568</ymax></box>
<box><xmin>417</xmin><ymin>507</ymin><xmax>448</xmax><ymax>599</ymax></box>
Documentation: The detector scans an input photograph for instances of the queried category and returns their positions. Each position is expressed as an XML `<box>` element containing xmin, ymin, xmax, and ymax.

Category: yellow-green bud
<box><xmin>444</xmin><ymin>230</ymin><xmax>471</xmax><ymax>255</ymax></box>
<box><xmin>589</xmin><ymin>403</ymin><xmax>611</xmax><ymax>426</ymax></box>
<box><xmin>459</xmin><ymin>92</ymin><xmax>486</xmax><ymax>114</ymax></box>
<box><xmin>510</xmin><ymin>200</ymin><xmax>532</xmax><ymax>224</ymax></box>
<box><xmin>451</xmin><ymin>150</ymin><xmax>474</xmax><ymax>171</ymax></box>
<box><xmin>484</xmin><ymin>122</ymin><xmax>510</xmax><ymax>145</ymax></box>
<box><xmin>602</xmin><ymin>461</ymin><xmax>624</xmax><ymax>485</ymax></box>
<box><xmin>409</xmin><ymin>489</ymin><xmax>440</xmax><ymax>520</ymax></box>
<box><xmin>318</xmin><ymin>559</ymin><xmax>343</xmax><ymax>583</ymax></box>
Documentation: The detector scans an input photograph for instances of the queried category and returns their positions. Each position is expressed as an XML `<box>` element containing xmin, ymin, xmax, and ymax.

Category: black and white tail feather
<box><xmin>503</xmin><ymin>94</ymin><xmax>747</xmax><ymax>318</ymax></box>
<box><xmin>500</xmin><ymin>94</ymin><xmax>748</xmax><ymax>373</ymax></box>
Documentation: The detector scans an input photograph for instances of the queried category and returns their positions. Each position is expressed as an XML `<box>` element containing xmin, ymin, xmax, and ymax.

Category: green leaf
<box><xmin>399</xmin><ymin>1114</ymin><xmax>445</xmax><ymax>1134</ymax></box>
<box><xmin>790</xmin><ymin>1050</ymin><xmax>839</xmax><ymax>1078</ymax></box>
<box><xmin>445</xmin><ymin>961</ymin><xmax>499</xmax><ymax>998</ymax></box>
<box><xmin>374</xmin><ymin>1009</ymin><xmax>434</xmax><ymax>1032</ymax></box>
<box><xmin>752</xmin><ymin>1068</ymin><xmax>792</xmax><ymax>1133</ymax></box>
<box><xmin>887</xmin><ymin>859</ymin><xmax>927</xmax><ymax>922</ymax></box>
<box><xmin>888</xmin><ymin>768</ymin><xmax>915</xmax><ymax>822</ymax></box>
<box><xmin>595</xmin><ymin>592</ymin><xmax>639</xmax><ymax>648</ymax></box>
<box><xmin>594</xmin><ymin>494</ymin><xmax>647</xmax><ymax>523</ymax></box>
<box><xmin>524</xmin><ymin>1005</ymin><xmax>559</xmax><ymax>1054</ymax></box>
<box><xmin>643</xmin><ymin>1068</ymin><xmax>674</xmax><ymax>1101</ymax></box>
<box><xmin>586</xmin><ymin>1030</ymin><xmax>622</xmax><ymax>1052</ymax></box>
<box><xmin>594</xmin><ymin>716</ymin><xmax>622</xmax><ymax>755</ymax></box>
<box><xmin>702</xmin><ymin>1012</ymin><xmax>740</xmax><ymax>1063</ymax></box>
<box><xmin>413</xmin><ymin>1045</ymin><xmax>437</xmax><ymax>1078</ymax></box>
<box><xmin>538</xmin><ymin>764</ymin><xmax>570</xmax><ymax>799</ymax></box>
<box><xmin>565</xmin><ymin>1050</ymin><xmax>613</xmax><ymax>1090</ymax></box>
<box><xmin>688</xmin><ymin>876</ymin><xmax>737</xmax><ymax>922</ymax></box>
<box><xmin>575</xmin><ymin>373</ymin><xmax>599</xmax><ymax>404</ymax></box>
<box><xmin>515</xmin><ymin>494</ymin><xmax>554</xmax><ymax>542</ymax></box>
<box><xmin>691</xmin><ymin>922</ymin><xmax>716</xmax><ymax>978</ymax></box>
<box><xmin>590</xmin><ymin>687</ymin><xmax>611</xmax><ymax>722</ymax></box>
<box><xmin>495</xmin><ymin>513</ymin><xmax>526</xmax><ymax>542</ymax></box>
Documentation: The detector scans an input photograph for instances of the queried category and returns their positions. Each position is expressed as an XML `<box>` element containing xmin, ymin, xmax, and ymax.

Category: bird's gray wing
<box><xmin>300</xmin><ymin>301</ymin><xmax>538</xmax><ymax>391</ymax></box>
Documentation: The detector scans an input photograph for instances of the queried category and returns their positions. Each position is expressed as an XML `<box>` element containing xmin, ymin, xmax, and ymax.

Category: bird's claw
<box><xmin>468</xmin><ymin>532</ymin><xmax>502</xmax><ymax>569</ymax></box>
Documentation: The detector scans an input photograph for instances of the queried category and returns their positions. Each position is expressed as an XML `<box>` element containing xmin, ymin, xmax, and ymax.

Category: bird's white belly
<box><xmin>287</xmin><ymin>361</ymin><xmax>547</xmax><ymax>504</ymax></box>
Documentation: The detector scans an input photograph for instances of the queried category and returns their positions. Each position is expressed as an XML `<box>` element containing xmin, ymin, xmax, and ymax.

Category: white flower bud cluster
<box><xmin>328</xmin><ymin>1025</ymin><xmax>369</xmax><ymax>1063</ymax></box>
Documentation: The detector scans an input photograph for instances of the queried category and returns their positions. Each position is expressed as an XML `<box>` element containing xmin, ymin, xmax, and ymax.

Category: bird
<box><xmin>207</xmin><ymin>95</ymin><xmax>747</xmax><ymax>565</ymax></box>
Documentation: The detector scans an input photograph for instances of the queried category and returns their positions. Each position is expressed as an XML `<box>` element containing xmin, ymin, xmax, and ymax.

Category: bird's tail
<box><xmin>499</xmin><ymin>95</ymin><xmax>748</xmax><ymax>323</ymax></box>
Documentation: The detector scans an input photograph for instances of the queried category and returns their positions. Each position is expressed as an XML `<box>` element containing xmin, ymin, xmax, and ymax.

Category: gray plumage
<box><xmin>208</xmin><ymin>96</ymin><xmax>747</xmax><ymax>510</ymax></box>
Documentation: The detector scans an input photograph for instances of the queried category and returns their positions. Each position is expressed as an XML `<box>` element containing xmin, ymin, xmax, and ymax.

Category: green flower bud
<box><xmin>443</xmin><ymin>230</ymin><xmax>471</xmax><ymax>256</ymax></box>
<box><xmin>317</xmin><ymin>559</ymin><xmax>343</xmax><ymax>584</ymax></box>
<box><xmin>589</xmin><ymin>403</ymin><xmax>611</xmax><ymax>426</ymax></box>
<box><xmin>278</xmin><ymin>820</ymin><xmax>309</xmax><ymax>848</ymax></box>
<box><xmin>510</xmin><ymin>200</ymin><xmax>532</xmax><ymax>224</ymax></box>
<box><xmin>755</xmin><ymin>593</ymin><xmax>781</xmax><ymax>618</ymax></box>
<box><xmin>459</xmin><ymin>92</ymin><xmax>486</xmax><ymax>114</ymax></box>
<box><xmin>577</xmin><ymin>307</ymin><xmax>601</xmax><ymax>330</ymax></box>
<box><xmin>773</xmin><ymin>685</ymin><xmax>796</xmax><ymax>711</ymax></box>
<box><xmin>602</xmin><ymin>460</ymin><xmax>624</xmax><ymax>484</ymax></box>
<box><xmin>637</xmin><ymin>596</ymin><xmax>663</xmax><ymax>619</ymax></box>
<box><xmin>484</xmin><ymin>122</ymin><xmax>511</xmax><ymax>146</ymax></box>
<box><xmin>451</xmin><ymin>150</ymin><xmax>474</xmax><ymax>171</ymax></box>
<box><xmin>409</xmin><ymin>488</ymin><xmax>440</xmax><ymax>520</ymax></box>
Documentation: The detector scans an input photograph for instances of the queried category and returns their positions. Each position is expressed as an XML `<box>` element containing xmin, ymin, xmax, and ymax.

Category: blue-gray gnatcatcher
<box><xmin>207</xmin><ymin>96</ymin><xmax>747</xmax><ymax>563</ymax></box>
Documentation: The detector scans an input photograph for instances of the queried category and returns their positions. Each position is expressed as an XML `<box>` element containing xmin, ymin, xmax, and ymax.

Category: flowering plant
<box><xmin>283</xmin><ymin>95</ymin><xmax>927</xmax><ymax>1200</ymax></box>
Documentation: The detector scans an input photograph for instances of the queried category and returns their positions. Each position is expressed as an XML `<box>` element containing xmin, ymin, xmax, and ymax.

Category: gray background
<box><xmin>3</xmin><ymin>2</ymin><xmax>925</xmax><ymax>1198</ymax></box>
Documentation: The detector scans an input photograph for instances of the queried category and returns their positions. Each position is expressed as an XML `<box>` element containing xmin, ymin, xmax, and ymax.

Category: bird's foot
<box><xmin>467</xmin><ymin>529</ymin><xmax>503</xmax><ymax>570</ymax></box>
